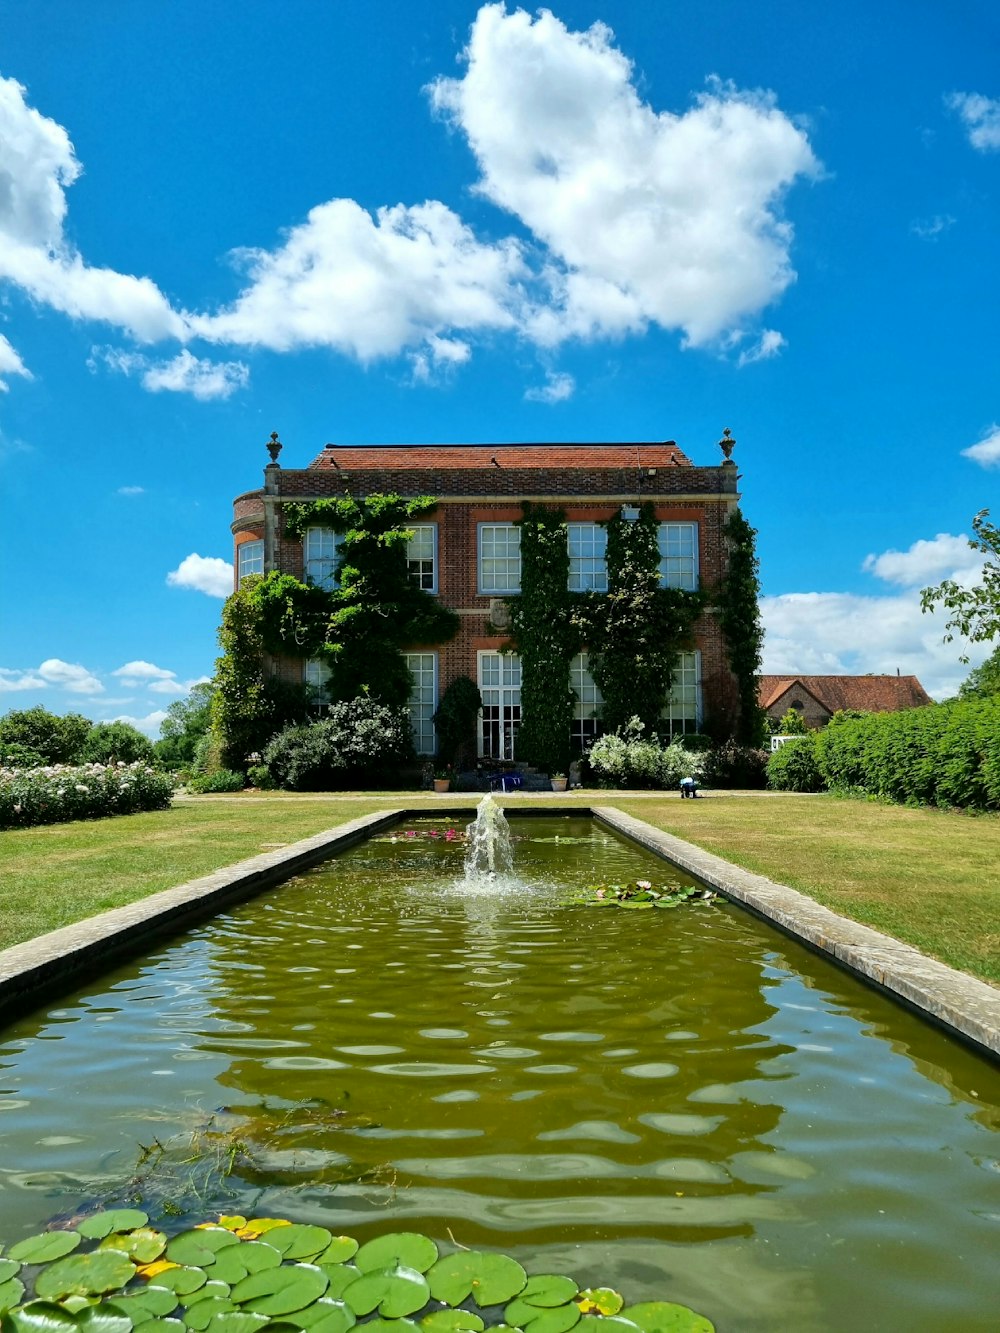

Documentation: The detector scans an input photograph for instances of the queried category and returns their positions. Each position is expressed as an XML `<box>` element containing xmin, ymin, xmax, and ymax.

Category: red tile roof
<box><xmin>759</xmin><ymin>675</ymin><xmax>933</xmax><ymax>714</ymax></box>
<box><xmin>309</xmin><ymin>442</ymin><xmax>693</xmax><ymax>470</ymax></box>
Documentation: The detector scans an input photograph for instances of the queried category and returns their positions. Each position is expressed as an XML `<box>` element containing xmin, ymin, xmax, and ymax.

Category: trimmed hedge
<box><xmin>0</xmin><ymin>762</ymin><xmax>174</xmax><ymax>829</ymax></box>
<box><xmin>766</xmin><ymin>735</ymin><xmax>824</xmax><ymax>792</ymax></box>
<box><xmin>766</xmin><ymin>699</ymin><xmax>1000</xmax><ymax>810</ymax></box>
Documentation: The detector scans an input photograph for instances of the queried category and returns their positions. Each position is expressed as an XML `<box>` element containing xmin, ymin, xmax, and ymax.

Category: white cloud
<box><xmin>166</xmin><ymin>553</ymin><xmax>234</xmax><ymax>598</ymax></box>
<box><xmin>946</xmin><ymin>91</ymin><xmax>1000</xmax><ymax>151</ymax></box>
<box><xmin>0</xmin><ymin>671</ymin><xmax>47</xmax><ymax>693</ymax></box>
<box><xmin>0</xmin><ymin>333</ymin><xmax>31</xmax><ymax>390</ymax></box>
<box><xmin>961</xmin><ymin>423</ymin><xmax>1000</xmax><ymax>469</ymax></box>
<box><xmin>117</xmin><ymin>485</ymin><xmax>145</xmax><ymax>496</ymax></box>
<box><xmin>409</xmin><ymin>334</ymin><xmax>473</xmax><ymax>383</ymax></box>
<box><xmin>111</xmin><ymin>660</ymin><xmax>177</xmax><ymax>684</ymax></box>
<box><xmin>910</xmin><ymin>214</ymin><xmax>955</xmax><ymax>241</ymax></box>
<box><xmin>737</xmin><ymin>328</ymin><xmax>786</xmax><ymax>366</ymax></box>
<box><xmin>430</xmin><ymin>5</ymin><xmax>818</xmax><ymax>349</ymax></box>
<box><xmin>91</xmin><ymin>346</ymin><xmax>249</xmax><ymax>401</ymax></box>
<box><xmin>524</xmin><ymin>370</ymin><xmax>575</xmax><ymax>403</ymax></box>
<box><xmin>190</xmin><ymin>199</ymin><xmax>525</xmax><ymax>363</ymax></box>
<box><xmin>0</xmin><ymin>76</ymin><xmax>185</xmax><ymax>341</ymax></box>
<box><xmin>862</xmin><ymin>532</ymin><xmax>982</xmax><ymax>587</ymax></box>
<box><xmin>111</xmin><ymin>710</ymin><xmax>169</xmax><ymax>738</ymax></box>
<box><xmin>36</xmin><ymin>658</ymin><xmax>104</xmax><ymax>694</ymax></box>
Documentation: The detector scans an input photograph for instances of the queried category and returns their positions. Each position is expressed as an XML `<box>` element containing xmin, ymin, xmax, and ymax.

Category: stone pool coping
<box><xmin>0</xmin><ymin>805</ymin><xmax>997</xmax><ymax>1062</ymax></box>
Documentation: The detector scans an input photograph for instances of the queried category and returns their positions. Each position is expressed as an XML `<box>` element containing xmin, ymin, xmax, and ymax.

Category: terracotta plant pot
<box><xmin>433</xmin><ymin>778</ymin><xmax>450</xmax><ymax>793</ymax></box>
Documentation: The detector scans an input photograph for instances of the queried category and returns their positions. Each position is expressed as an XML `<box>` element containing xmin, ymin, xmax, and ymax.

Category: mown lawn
<box><xmin>1</xmin><ymin>788</ymin><xmax>997</xmax><ymax>984</ymax></box>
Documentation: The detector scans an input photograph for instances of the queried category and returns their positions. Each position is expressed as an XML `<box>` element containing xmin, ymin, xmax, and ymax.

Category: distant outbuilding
<box><xmin>759</xmin><ymin>674</ymin><xmax>933</xmax><ymax>730</ymax></box>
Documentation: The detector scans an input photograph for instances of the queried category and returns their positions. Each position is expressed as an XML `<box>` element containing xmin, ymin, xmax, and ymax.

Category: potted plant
<box><xmin>433</xmin><ymin>765</ymin><xmax>453</xmax><ymax>793</ymax></box>
<box><xmin>550</xmin><ymin>773</ymin><xmax>568</xmax><ymax>792</ymax></box>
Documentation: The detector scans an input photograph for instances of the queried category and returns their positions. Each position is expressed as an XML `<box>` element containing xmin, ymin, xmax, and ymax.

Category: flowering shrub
<box><xmin>587</xmin><ymin>717</ymin><xmax>702</xmax><ymax>789</ymax></box>
<box><xmin>0</xmin><ymin>762</ymin><xmax>173</xmax><ymax>830</ymax></box>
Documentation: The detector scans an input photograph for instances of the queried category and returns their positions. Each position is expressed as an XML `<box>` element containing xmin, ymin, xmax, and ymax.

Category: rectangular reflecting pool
<box><xmin>0</xmin><ymin>817</ymin><xmax>998</xmax><ymax>1331</ymax></box>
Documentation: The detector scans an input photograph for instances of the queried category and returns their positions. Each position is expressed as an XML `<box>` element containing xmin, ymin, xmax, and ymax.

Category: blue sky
<box><xmin>1</xmin><ymin>0</ymin><xmax>998</xmax><ymax>732</ymax></box>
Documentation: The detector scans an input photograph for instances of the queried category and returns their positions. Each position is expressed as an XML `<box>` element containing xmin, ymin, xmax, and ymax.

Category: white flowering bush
<box><xmin>587</xmin><ymin>717</ymin><xmax>705</xmax><ymax>789</ymax></box>
<box><xmin>0</xmin><ymin>762</ymin><xmax>173</xmax><ymax>830</ymax></box>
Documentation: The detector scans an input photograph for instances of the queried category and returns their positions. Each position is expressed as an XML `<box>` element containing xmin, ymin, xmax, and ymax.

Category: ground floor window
<box><xmin>478</xmin><ymin>651</ymin><xmax>521</xmax><ymax>759</ymax></box>
<box><xmin>662</xmin><ymin>651</ymin><xmax>702</xmax><ymax>734</ymax></box>
<box><xmin>405</xmin><ymin>652</ymin><xmax>437</xmax><ymax>755</ymax></box>
<box><xmin>570</xmin><ymin>652</ymin><xmax>603</xmax><ymax>752</ymax></box>
<box><xmin>303</xmin><ymin>658</ymin><xmax>332</xmax><ymax>706</ymax></box>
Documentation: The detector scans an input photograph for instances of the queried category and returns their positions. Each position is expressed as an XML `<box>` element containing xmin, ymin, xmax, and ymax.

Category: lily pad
<box><xmin>145</xmin><ymin>1267</ymin><xmax>208</xmax><ymax>1297</ymax></box>
<box><xmin>312</xmin><ymin>1241</ymin><xmax>358</xmax><ymax>1268</ymax></box>
<box><xmin>231</xmin><ymin>1263</ymin><xmax>329</xmax><ymax>1317</ymax></box>
<box><xmin>263</xmin><ymin>1229</ymin><xmax>333</xmax><ymax>1263</ymax></box>
<box><xmin>0</xmin><ymin>1264</ymin><xmax>20</xmax><ymax>1286</ymax></box>
<box><xmin>578</xmin><ymin>1319</ymin><xmax>641</xmax><ymax>1333</ymax></box>
<box><xmin>241</xmin><ymin>1223</ymin><xmax>291</xmax><ymax>1239</ymax></box>
<box><xmin>10</xmin><ymin>1234</ymin><xmax>81</xmax><ymax>1265</ymax></box>
<box><xmin>212</xmin><ymin>1246</ymin><xmax>283</xmax><ymax>1286</ymax></box>
<box><xmin>106</xmin><ymin>1287</ymin><xmax>179</xmax><ymax>1322</ymax></box>
<box><xmin>166</xmin><ymin>1230</ymin><xmax>241</xmax><ymax>1267</ymax></box>
<box><xmin>429</xmin><ymin>1253</ymin><xmax>527</xmax><ymax>1310</ymax></box>
<box><xmin>354</xmin><ymin>1235</ymin><xmax>438</xmax><ymax>1276</ymax></box>
<box><xmin>101</xmin><ymin>1229</ymin><xmax>167</xmax><ymax>1265</ymax></box>
<box><xmin>361</xmin><ymin>1321</ymin><xmax>419</xmax><ymax>1333</ymax></box>
<box><xmin>137</xmin><ymin>1322</ymin><xmax>185</xmax><ymax>1333</ymax></box>
<box><xmin>519</xmin><ymin>1276</ymin><xmax>579</xmax><ymax>1309</ymax></box>
<box><xmin>186</xmin><ymin>1281</ymin><xmax>233</xmax><ymax>1305</ymax></box>
<box><xmin>36</xmin><ymin>1252</ymin><xmax>136</xmax><ymax>1302</ymax></box>
<box><xmin>318</xmin><ymin>1269</ymin><xmax>360</xmax><ymax>1301</ymax></box>
<box><xmin>576</xmin><ymin>1289</ymin><xmax>623</xmax><ymax>1316</ymax></box>
<box><xmin>76</xmin><ymin>1212</ymin><xmax>149</xmax><ymax>1240</ymax></box>
<box><xmin>184</xmin><ymin>1297</ymin><xmax>237</xmax><ymax>1330</ymax></box>
<box><xmin>200</xmin><ymin>1315</ymin><xmax>270</xmax><ymax>1333</ymax></box>
<box><xmin>504</xmin><ymin>1300</ymin><xmax>580</xmax><ymax>1333</ymax></box>
<box><xmin>342</xmin><ymin>1266</ymin><xmax>429</xmax><ymax>1319</ymax></box>
<box><xmin>0</xmin><ymin>1279</ymin><xmax>26</xmax><ymax>1315</ymax></box>
<box><xmin>421</xmin><ymin>1312</ymin><xmax>485</xmax><ymax>1333</ymax></box>
<box><xmin>620</xmin><ymin>1304</ymin><xmax>714</xmax><ymax>1333</ymax></box>
<box><xmin>2</xmin><ymin>1303</ymin><xmax>78</xmax><ymax>1333</ymax></box>
<box><xmin>278</xmin><ymin>1299</ymin><xmax>356</xmax><ymax>1333</ymax></box>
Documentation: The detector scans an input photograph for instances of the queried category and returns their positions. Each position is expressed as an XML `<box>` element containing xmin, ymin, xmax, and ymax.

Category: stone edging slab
<box><xmin>594</xmin><ymin>806</ymin><xmax>1000</xmax><ymax>1061</ymax></box>
<box><xmin>0</xmin><ymin>810</ymin><xmax>400</xmax><ymax>1020</ymax></box>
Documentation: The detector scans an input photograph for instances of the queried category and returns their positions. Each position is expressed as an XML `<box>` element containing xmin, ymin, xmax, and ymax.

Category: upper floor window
<box><xmin>479</xmin><ymin>523</ymin><xmax>521</xmax><ymax>594</ymax></box>
<box><xmin>237</xmin><ymin>540</ymin><xmax>264</xmax><ymax>586</ymax></box>
<box><xmin>658</xmin><ymin>522</ymin><xmax>698</xmax><ymax>590</ymax></box>
<box><xmin>304</xmin><ymin>527</ymin><xmax>340</xmax><ymax>591</ymax></box>
<box><xmin>407</xmin><ymin>524</ymin><xmax>437</xmax><ymax>593</ymax></box>
<box><xmin>567</xmin><ymin>523</ymin><xmax>608</xmax><ymax>592</ymax></box>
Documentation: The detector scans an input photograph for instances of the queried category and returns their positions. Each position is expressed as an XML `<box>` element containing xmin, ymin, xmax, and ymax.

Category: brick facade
<box><xmin>232</xmin><ymin>440</ymin><xmax>744</xmax><ymax>751</ymax></box>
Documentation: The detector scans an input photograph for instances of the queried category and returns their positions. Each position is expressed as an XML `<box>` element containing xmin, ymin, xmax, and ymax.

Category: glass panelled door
<box><xmin>478</xmin><ymin>652</ymin><xmax>521</xmax><ymax>758</ymax></box>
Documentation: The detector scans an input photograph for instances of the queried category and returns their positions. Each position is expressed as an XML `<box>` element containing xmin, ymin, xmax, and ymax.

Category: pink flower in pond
<box><xmin>595</xmin><ymin>889</ymin><xmax>606</xmax><ymax>898</ymax></box>
<box><xmin>636</xmin><ymin>880</ymin><xmax>652</xmax><ymax>890</ymax></box>
<box><xmin>405</xmin><ymin>830</ymin><xmax>417</xmax><ymax>838</ymax></box>
<box><xmin>445</xmin><ymin>828</ymin><xmax>458</xmax><ymax>840</ymax></box>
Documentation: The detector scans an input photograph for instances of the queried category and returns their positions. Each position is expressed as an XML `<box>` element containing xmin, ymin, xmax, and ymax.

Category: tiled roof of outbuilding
<box><xmin>759</xmin><ymin>674</ymin><xmax>933</xmax><ymax>713</ymax></box>
<box><xmin>309</xmin><ymin>442</ymin><xmax>693</xmax><ymax>470</ymax></box>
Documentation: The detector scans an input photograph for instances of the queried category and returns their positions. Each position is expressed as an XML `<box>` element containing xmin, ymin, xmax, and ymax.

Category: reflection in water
<box><xmin>0</xmin><ymin>820</ymin><xmax>997</xmax><ymax>1332</ymax></box>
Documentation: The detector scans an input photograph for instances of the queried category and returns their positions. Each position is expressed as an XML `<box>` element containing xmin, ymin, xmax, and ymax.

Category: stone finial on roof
<box><xmin>719</xmin><ymin>427</ymin><xmax>736</xmax><ymax>461</ymax></box>
<box><xmin>266</xmin><ymin>432</ymin><xmax>283</xmax><ymax>465</ymax></box>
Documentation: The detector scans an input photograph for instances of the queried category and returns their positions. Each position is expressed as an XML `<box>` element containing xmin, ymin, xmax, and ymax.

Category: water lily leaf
<box><xmin>421</xmin><ymin>1311</ymin><xmax>485</xmax><ymax>1333</ymax></box>
<box><xmin>216</xmin><ymin>1221</ymin><xmax>247</xmax><ymax>1234</ymax></box>
<box><xmin>430</xmin><ymin>1253</ymin><xmax>527</xmax><ymax>1309</ymax></box>
<box><xmin>167</xmin><ymin>1231</ymin><xmax>241</xmax><ymax>1268</ymax></box>
<box><xmin>504</xmin><ymin>1300</ymin><xmax>580</xmax><ymax>1333</ymax></box>
<box><xmin>231</xmin><ymin>1263</ymin><xmax>329</xmax><ymax>1317</ymax></box>
<box><xmin>76</xmin><ymin>1212</ymin><xmax>149</xmax><ymax>1240</ymax></box>
<box><xmin>343</xmin><ymin>1266</ymin><xmax>429</xmax><ymax>1319</ymax></box>
<box><xmin>184</xmin><ymin>1298</ymin><xmax>237</xmax><ymax>1330</ymax></box>
<box><xmin>211</xmin><ymin>1247</ymin><xmax>282</xmax><ymax>1287</ymax></box>
<box><xmin>136</xmin><ymin>1321</ymin><xmax>185</xmax><ymax>1333</ymax></box>
<box><xmin>107</xmin><ymin>1287</ymin><xmax>179</xmax><ymax>1322</ymax></box>
<box><xmin>145</xmin><ymin>1268</ymin><xmax>207</xmax><ymax>1297</ymax></box>
<box><xmin>101</xmin><ymin>1229</ymin><xmax>168</xmax><ymax>1265</ymax></box>
<box><xmin>317</xmin><ymin>1269</ymin><xmax>360</xmax><ymax>1302</ymax></box>
<box><xmin>262</xmin><ymin>1229</ymin><xmax>332</xmax><ymax>1263</ymax></box>
<box><xmin>354</xmin><ymin>1235</ymin><xmax>438</xmax><ymax>1276</ymax></box>
<box><xmin>312</xmin><ymin>1241</ymin><xmax>358</xmax><ymax>1268</ymax></box>
<box><xmin>201</xmin><ymin>1315</ymin><xmax>269</xmax><ymax>1333</ymax></box>
<box><xmin>620</xmin><ymin>1304</ymin><xmax>714</xmax><ymax>1333</ymax></box>
<box><xmin>576</xmin><ymin>1290</ymin><xmax>623</xmax><ymax>1316</ymax></box>
<box><xmin>519</xmin><ymin>1276</ymin><xmax>579</xmax><ymax>1309</ymax></box>
<box><xmin>186</xmin><ymin>1282</ymin><xmax>232</xmax><ymax>1306</ymax></box>
<box><xmin>0</xmin><ymin>1280</ymin><xmax>26</xmax><ymax>1315</ymax></box>
<box><xmin>618</xmin><ymin>902</ymin><xmax>653</xmax><ymax>910</ymax></box>
<box><xmin>277</xmin><ymin>1298</ymin><xmax>355</xmax><ymax>1333</ymax></box>
<box><xmin>0</xmin><ymin>1264</ymin><xmax>19</xmax><ymax>1286</ymax></box>
<box><xmin>36</xmin><ymin>1253</ymin><xmax>136</xmax><ymax>1302</ymax></box>
<box><xmin>69</xmin><ymin>1303</ymin><xmax>134</xmax><ymax>1333</ymax></box>
<box><xmin>60</xmin><ymin>1301</ymin><xmax>97</xmax><ymax>1316</ymax></box>
<box><xmin>10</xmin><ymin>1234</ymin><xmax>81</xmax><ymax>1265</ymax></box>
<box><xmin>360</xmin><ymin>1321</ymin><xmax>419</xmax><ymax>1333</ymax></box>
<box><xmin>653</xmin><ymin>901</ymin><xmax>679</xmax><ymax>909</ymax></box>
<box><xmin>2</xmin><ymin>1302</ymin><xmax>78</xmax><ymax>1333</ymax></box>
<box><xmin>240</xmin><ymin>1223</ymin><xmax>291</xmax><ymax>1240</ymax></box>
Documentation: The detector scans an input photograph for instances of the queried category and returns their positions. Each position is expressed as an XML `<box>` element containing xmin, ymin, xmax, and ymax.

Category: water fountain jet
<box><xmin>463</xmin><ymin>794</ymin><xmax>514</xmax><ymax>879</ymax></box>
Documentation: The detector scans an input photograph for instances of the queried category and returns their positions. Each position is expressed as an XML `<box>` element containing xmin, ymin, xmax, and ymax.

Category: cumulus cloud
<box><xmin>36</xmin><ymin>658</ymin><xmax>104</xmax><ymax>694</ymax></box>
<box><xmin>409</xmin><ymin>334</ymin><xmax>473</xmax><ymax>384</ymax></box>
<box><xmin>737</xmin><ymin>328</ymin><xmax>786</xmax><ymax>366</ymax></box>
<box><xmin>0</xmin><ymin>670</ymin><xmax>47</xmax><ymax>693</ymax></box>
<box><xmin>862</xmin><ymin>532</ymin><xmax>982</xmax><ymax>587</ymax></box>
<box><xmin>524</xmin><ymin>370</ymin><xmax>575</xmax><ymax>403</ymax></box>
<box><xmin>0</xmin><ymin>333</ymin><xmax>31</xmax><ymax>390</ymax></box>
<box><xmin>961</xmin><ymin>423</ymin><xmax>1000</xmax><ymax>469</ymax></box>
<box><xmin>166</xmin><ymin>554</ymin><xmax>234</xmax><ymax>598</ymax></box>
<box><xmin>91</xmin><ymin>346</ymin><xmax>249</xmax><ymax>400</ymax></box>
<box><xmin>430</xmin><ymin>5</ymin><xmax>818</xmax><ymax>349</ymax></box>
<box><xmin>0</xmin><ymin>76</ymin><xmax>184</xmax><ymax>340</ymax></box>
<box><xmin>190</xmin><ymin>200</ymin><xmax>525</xmax><ymax>362</ymax></box>
<box><xmin>111</xmin><ymin>710</ymin><xmax>169</xmax><ymax>738</ymax></box>
<box><xmin>946</xmin><ymin>91</ymin><xmax>1000</xmax><ymax>151</ymax></box>
<box><xmin>111</xmin><ymin>660</ymin><xmax>176</xmax><ymax>684</ymax></box>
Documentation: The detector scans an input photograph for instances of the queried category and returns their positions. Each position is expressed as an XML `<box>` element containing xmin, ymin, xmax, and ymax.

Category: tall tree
<box><xmin>921</xmin><ymin>509</ymin><xmax>1000</xmax><ymax>658</ymax></box>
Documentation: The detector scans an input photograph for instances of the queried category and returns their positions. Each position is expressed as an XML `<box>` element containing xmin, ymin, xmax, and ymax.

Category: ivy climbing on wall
<box><xmin>717</xmin><ymin>507</ymin><xmax>767</xmax><ymax>745</ymax></box>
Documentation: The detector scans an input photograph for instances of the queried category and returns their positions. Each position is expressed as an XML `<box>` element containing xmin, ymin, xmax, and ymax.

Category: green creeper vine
<box><xmin>508</xmin><ymin>504</ymin><xmax>581</xmax><ymax>775</ymax></box>
<box><xmin>718</xmin><ymin>507</ymin><xmax>767</xmax><ymax>746</ymax></box>
<box><xmin>586</xmin><ymin>504</ymin><xmax>705</xmax><ymax>733</ymax></box>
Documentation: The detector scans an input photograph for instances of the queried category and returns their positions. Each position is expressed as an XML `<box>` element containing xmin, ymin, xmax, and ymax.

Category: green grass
<box><xmin>2</xmin><ymin>789</ymin><xmax>997</xmax><ymax>985</ymax></box>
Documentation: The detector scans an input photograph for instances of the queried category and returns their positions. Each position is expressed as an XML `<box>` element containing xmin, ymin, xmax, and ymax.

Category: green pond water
<box><xmin>0</xmin><ymin>817</ymin><xmax>998</xmax><ymax>1331</ymax></box>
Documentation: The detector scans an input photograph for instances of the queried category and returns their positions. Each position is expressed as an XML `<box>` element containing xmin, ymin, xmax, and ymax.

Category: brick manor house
<box><xmin>232</xmin><ymin>434</ymin><xmax>745</xmax><ymax>759</ymax></box>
